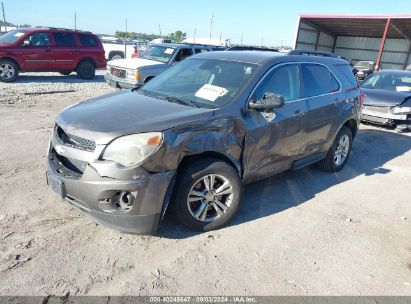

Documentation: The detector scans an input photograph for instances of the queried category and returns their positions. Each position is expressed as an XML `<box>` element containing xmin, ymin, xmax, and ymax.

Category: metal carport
<box><xmin>294</xmin><ymin>15</ymin><xmax>411</xmax><ymax>70</ymax></box>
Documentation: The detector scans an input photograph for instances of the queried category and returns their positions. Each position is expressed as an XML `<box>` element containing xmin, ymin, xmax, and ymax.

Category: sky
<box><xmin>2</xmin><ymin>0</ymin><xmax>411</xmax><ymax>46</ymax></box>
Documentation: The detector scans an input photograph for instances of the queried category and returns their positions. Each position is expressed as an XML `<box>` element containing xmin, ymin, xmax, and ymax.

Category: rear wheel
<box><xmin>173</xmin><ymin>158</ymin><xmax>242</xmax><ymax>232</ymax></box>
<box><xmin>0</xmin><ymin>59</ymin><xmax>19</xmax><ymax>82</ymax></box>
<box><xmin>318</xmin><ymin>126</ymin><xmax>353</xmax><ymax>172</ymax></box>
<box><xmin>76</xmin><ymin>61</ymin><xmax>95</xmax><ymax>80</ymax></box>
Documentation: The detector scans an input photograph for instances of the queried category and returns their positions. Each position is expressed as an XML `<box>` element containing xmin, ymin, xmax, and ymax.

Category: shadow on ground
<box><xmin>13</xmin><ymin>74</ymin><xmax>105</xmax><ymax>84</ymax></box>
<box><xmin>157</xmin><ymin>128</ymin><xmax>411</xmax><ymax>239</ymax></box>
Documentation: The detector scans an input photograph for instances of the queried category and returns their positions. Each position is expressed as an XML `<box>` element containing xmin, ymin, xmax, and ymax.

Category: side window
<box><xmin>174</xmin><ymin>48</ymin><xmax>193</xmax><ymax>62</ymax></box>
<box><xmin>331</xmin><ymin>73</ymin><xmax>341</xmax><ymax>92</ymax></box>
<box><xmin>79</xmin><ymin>34</ymin><xmax>98</xmax><ymax>47</ymax></box>
<box><xmin>53</xmin><ymin>32</ymin><xmax>77</xmax><ymax>47</ymax></box>
<box><xmin>334</xmin><ymin>64</ymin><xmax>357</xmax><ymax>89</ymax></box>
<box><xmin>195</xmin><ymin>48</ymin><xmax>209</xmax><ymax>54</ymax></box>
<box><xmin>254</xmin><ymin>64</ymin><xmax>300</xmax><ymax>102</ymax></box>
<box><xmin>301</xmin><ymin>64</ymin><xmax>334</xmax><ymax>97</ymax></box>
<box><xmin>24</xmin><ymin>33</ymin><xmax>50</xmax><ymax>46</ymax></box>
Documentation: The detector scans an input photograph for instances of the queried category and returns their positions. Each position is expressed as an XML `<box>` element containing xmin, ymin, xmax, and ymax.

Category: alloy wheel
<box><xmin>0</xmin><ymin>63</ymin><xmax>15</xmax><ymax>80</ymax></box>
<box><xmin>334</xmin><ymin>134</ymin><xmax>350</xmax><ymax>166</ymax></box>
<box><xmin>187</xmin><ymin>174</ymin><xmax>233</xmax><ymax>223</ymax></box>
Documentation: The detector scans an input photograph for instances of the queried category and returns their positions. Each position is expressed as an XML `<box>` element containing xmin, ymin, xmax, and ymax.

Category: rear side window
<box><xmin>53</xmin><ymin>32</ymin><xmax>77</xmax><ymax>47</ymax></box>
<box><xmin>195</xmin><ymin>48</ymin><xmax>209</xmax><ymax>54</ymax></box>
<box><xmin>79</xmin><ymin>34</ymin><xmax>98</xmax><ymax>47</ymax></box>
<box><xmin>302</xmin><ymin>64</ymin><xmax>338</xmax><ymax>98</ymax></box>
<box><xmin>334</xmin><ymin>64</ymin><xmax>358</xmax><ymax>89</ymax></box>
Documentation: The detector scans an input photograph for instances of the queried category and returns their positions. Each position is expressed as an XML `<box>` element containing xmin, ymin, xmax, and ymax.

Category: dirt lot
<box><xmin>0</xmin><ymin>72</ymin><xmax>410</xmax><ymax>296</ymax></box>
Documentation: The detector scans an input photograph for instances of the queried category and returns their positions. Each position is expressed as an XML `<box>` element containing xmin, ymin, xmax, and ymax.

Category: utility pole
<box><xmin>124</xmin><ymin>18</ymin><xmax>128</xmax><ymax>58</ymax></box>
<box><xmin>219</xmin><ymin>32</ymin><xmax>222</xmax><ymax>45</ymax></box>
<box><xmin>240</xmin><ymin>34</ymin><xmax>243</xmax><ymax>45</ymax></box>
<box><xmin>1</xmin><ymin>2</ymin><xmax>6</xmax><ymax>32</ymax></box>
<box><xmin>159</xmin><ymin>24</ymin><xmax>162</xmax><ymax>37</ymax></box>
<box><xmin>193</xmin><ymin>28</ymin><xmax>196</xmax><ymax>44</ymax></box>
<box><xmin>74</xmin><ymin>12</ymin><xmax>77</xmax><ymax>30</ymax></box>
<box><xmin>125</xmin><ymin>18</ymin><xmax>128</xmax><ymax>34</ymax></box>
<box><xmin>209</xmin><ymin>12</ymin><xmax>213</xmax><ymax>38</ymax></box>
<box><xmin>260</xmin><ymin>37</ymin><xmax>264</xmax><ymax>47</ymax></box>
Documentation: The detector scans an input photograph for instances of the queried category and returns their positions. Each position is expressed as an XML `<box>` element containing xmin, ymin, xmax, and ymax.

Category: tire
<box><xmin>0</xmin><ymin>59</ymin><xmax>19</xmax><ymax>82</ymax></box>
<box><xmin>59</xmin><ymin>71</ymin><xmax>72</xmax><ymax>76</ymax></box>
<box><xmin>76</xmin><ymin>61</ymin><xmax>96</xmax><ymax>80</ymax></box>
<box><xmin>173</xmin><ymin>158</ymin><xmax>242</xmax><ymax>232</ymax></box>
<box><xmin>318</xmin><ymin>126</ymin><xmax>353</xmax><ymax>172</ymax></box>
<box><xmin>109</xmin><ymin>53</ymin><xmax>124</xmax><ymax>61</ymax></box>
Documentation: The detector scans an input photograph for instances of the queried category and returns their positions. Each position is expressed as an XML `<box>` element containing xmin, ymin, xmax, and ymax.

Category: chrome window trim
<box><xmin>247</xmin><ymin>61</ymin><xmax>343</xmax><ymax>106</ymax></box>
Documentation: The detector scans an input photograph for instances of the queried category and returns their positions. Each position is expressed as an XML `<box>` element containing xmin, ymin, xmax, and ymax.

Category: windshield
<box><xmin>355</xmin><ymin>61</ymin><xmax>375</xmax><ymax>69</ymax></box>
<box><xmin>141</xmin><ymin>45</ymin><xmax>176</xmax><ymax>63</ymax></box>
<box><xmin>361</xmin><ymin>72</ymin><xmax>411</xmax><ymax>92</ymax></box>
<box><xmin>141</xmin><ymin>58</ymin><xmax>258</xmax><ymax>109</ymax></box>
<box><xmin>0</xmin><ymin>29</ymin><xmax>27</xmax><ymax>44</ymax></box>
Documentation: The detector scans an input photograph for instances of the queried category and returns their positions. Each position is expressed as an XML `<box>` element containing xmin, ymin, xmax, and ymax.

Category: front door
<box><xmin>19</xmin><ymin>32</ymin><xmax>52</xmax><ymax>71</ymax></box>
<box><xmin>243</xmin><ymin>63</ymin><xmax>307</xmax><ymax>183</ymax></box>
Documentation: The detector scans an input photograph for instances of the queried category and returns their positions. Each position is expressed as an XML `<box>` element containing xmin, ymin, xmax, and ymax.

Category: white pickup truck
<box><xmin>105</xmin><ymin>43</ymin><xmax>219</xmax><ymax>89</ymax></box>
<box><xmin>101</xmin><ymin>39</ymin><xmax>140</xmax><ymax>61</ymax></box>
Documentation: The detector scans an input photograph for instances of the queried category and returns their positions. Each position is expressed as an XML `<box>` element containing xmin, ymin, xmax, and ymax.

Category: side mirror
<box><xmin>22</xmin><ymin>40</ymin><xmax>30</xmax><ymax>47</ymax></box>
<box><xmin>249</xmin><ymin>92</ymin><xmax>285</xmax><ymax>110</ymax></box>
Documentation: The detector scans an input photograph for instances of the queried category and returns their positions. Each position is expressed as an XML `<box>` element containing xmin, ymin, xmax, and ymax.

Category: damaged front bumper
<box><xmin>361</xmin><ymin>105</ymin><xmax>411</xmax><ymax>128</ymax></box>
<box><xmin>46</xmin><ymin>127</ymin><xmax>175</xmax><ymax>234</ymax></box>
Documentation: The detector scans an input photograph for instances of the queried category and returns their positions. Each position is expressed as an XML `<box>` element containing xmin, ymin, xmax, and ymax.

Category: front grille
<box><xmin>110</xmin><ymin>67</ymin><xmax>126</xmax><ymax>78</ymax></box>
<box><xmin>50</xmin><ymin>149</ymin><xmax>88</xmax><ymax>179</ymax></box>
<box><xmin>56</xmin><ymin>125</ymin><xmax>96</xmax><ymax>152</ymax></box>
<box><xmin>363</xmin><ymin>105</ymin><xmax>391</xmax><ymax>114</ymax></box>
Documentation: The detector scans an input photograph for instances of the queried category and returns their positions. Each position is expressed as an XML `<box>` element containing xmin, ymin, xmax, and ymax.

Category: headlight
<box><xmin>391</xmin><ymin>106</ymin><xmax>411</xmax><ymax>114</ymax></box>
<box><xmin>102</xmin><ymin>132</ymin><xmax>162</xmax><ymax>167</ymax></box>
<box><xmin>126</xmin><ymin>69</ymin><xmax>140</xmax><ymax>81</ymax></box>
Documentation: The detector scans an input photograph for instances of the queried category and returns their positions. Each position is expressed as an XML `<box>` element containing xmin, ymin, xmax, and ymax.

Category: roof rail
<box><xmin>34</xmin><ymin>26</ymin><xmax>92</xmax><ymax>34</ymax></box>
<box><xmin>288</xmin><ymin>49</ymin><xmax>338</xmax><ymax>58</ymax></box>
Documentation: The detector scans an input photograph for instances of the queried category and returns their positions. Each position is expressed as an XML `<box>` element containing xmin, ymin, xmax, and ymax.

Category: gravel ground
<box><xmin>0</xmin><ymin>72</ymin><xmax>410</xmax><ymax>296</ymax></box>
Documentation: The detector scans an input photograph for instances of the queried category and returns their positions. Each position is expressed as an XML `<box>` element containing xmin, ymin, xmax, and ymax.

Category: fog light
<box><xmin>118</xmin><ymin>191</ymin><xmax>137</xmax><ymax>213</ymax></box>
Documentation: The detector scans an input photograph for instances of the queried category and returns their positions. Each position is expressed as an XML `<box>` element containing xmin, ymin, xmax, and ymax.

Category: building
<box><xmin>295</xmin><ymin>15</ymin><xmax>411</xmax><ymax>70</ymax></box>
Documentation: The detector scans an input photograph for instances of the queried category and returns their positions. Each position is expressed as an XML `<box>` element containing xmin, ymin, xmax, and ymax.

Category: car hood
<box><xmin>362</xmin><ymin>88</ymin><xmax>411</xmax><ymax>106</ymax></box>
<box><xmin>56</xmin><ymin>90</ymin><xmax>214</xmax><ymax>145</ymax></box>
<box><xmin>107</xmin><ymin>58</ymin><xmax>165</xmax><ymax>70</ymax></box>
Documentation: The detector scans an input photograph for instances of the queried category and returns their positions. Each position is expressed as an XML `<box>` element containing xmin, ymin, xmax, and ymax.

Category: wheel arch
<box><xmin>0</xmin><ymin>57</ymin><xmax>21</xmax><ymax>70</ymax></box>
<box><xmin>76</xmin><ymin>57</ymin><xmax>97</xmax><ymax>69</ymax></box>
<box><xmin>108</xmin><ymin>51</ymin><xmax>125</xmax><ymax>60</ymax></box>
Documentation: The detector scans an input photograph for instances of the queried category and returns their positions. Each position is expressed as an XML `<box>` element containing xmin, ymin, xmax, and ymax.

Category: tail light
<box><xmin>133</xmin><ymin>46</ymin><xmax>138</xmax><ymax>53</ymax></box>
<box><xmin>359</xmin><ymin>91</ymin><xmax>365</xmax><ymax>106</ymax></box>
<box><xmin>132</xmin><ymin>53</ymin><xmax>140</xmax><ymax>58</ymax></box>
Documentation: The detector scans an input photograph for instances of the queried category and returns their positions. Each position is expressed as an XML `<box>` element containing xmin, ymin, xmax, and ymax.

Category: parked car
<box><xmin>105</xmin><ymin>43</ymin><xmax>216</xmax><ymax>89</ymax></box>
<box><xmin>0</xmin><ymin>28</ymin><xmax>106</xmax><ymax>82</ymax></box>
<box><xmin>354</xmin><ymin>60</ymin><xmax>376</xmax><ymax>80</ymax></box>
<box><xmin>101</xmin><ymin>39</ymin><xmax>137</xmax><ymax>61</ymax></box>
<box><xmin>360</xmin><ymin>70</ymin><xmax>411</xmax><ymax>132</ymax></box>
<box><xmin>47</xmin><ymin>51</ymin><xmax>361</xmax><ymax>234</ymax></box>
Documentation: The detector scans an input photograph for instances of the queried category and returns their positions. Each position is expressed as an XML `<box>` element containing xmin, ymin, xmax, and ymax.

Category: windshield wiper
<box><xmin>163</xmin><ymin>96</ymin><xmax>200</xmax><ymax>108</ymax></box>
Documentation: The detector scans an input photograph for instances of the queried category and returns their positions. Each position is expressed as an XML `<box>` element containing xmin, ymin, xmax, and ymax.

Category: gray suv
<box><xmin>47</xmin><ymin>51</ymin><xmax>361</xmax><ymax>234</ymax></box>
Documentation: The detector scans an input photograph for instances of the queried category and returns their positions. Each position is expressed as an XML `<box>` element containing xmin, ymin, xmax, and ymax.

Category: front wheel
<box><xmin>0</xmin><ymin>59</ymin><xmax>19</xmax><ymax>82</ymax></box>
<box><xmin>318</xmin><ymin>126</ymin><xmax>353</xmax><ymax>172</ymax></box>
<box><xmin>173</xmin><ymin>158</ymin><xmax>242</xmax><ymax>232</ymax></box>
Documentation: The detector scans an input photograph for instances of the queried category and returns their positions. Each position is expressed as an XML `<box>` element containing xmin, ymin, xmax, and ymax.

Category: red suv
<box><xmin>0</xmin><ymin>28</ymin><xmax>106</xmax><ymax>82</ymax></box>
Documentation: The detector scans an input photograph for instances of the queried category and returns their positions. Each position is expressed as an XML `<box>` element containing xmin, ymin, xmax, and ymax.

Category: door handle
<box><xmin>293</xmin><ymin>110</ymin><xmax>304</xmax><ymax>117</ymax></box>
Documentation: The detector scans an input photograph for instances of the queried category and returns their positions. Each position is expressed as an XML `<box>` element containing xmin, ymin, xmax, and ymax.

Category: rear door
<box><xmin>172</xmin><ymin>47</ymin><xmax>194</xmax><ymax>63</ymax></box>
<box><xmin>300</xmin><ymin>63</ymin><xmax>342</xmax><ymax>155</ymax></box>
<box><xmin>19</xmin><ymin>32</ymin><xmax>52</xmax><ymax>71</ymax></box>
<box><xmin>50</xmin><ymin>32</ymin><xmax>80</xmax><ymax>71</ymax></box>
<box><xmin>243</xmin><ymin>63</ymin><xmax>307</xmax><ymax>182</ymax></box>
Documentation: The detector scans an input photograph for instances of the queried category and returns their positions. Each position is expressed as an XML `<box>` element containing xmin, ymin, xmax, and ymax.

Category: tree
<box><xmin>169</xmin><ymin>30</ymin><xmax>186</xmax><ymax>43</ymax></box>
